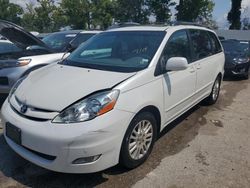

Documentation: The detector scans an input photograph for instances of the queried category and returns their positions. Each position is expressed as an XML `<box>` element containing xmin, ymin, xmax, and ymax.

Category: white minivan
<box><xmin>1</xmin><ymin>24</ymin><xmax>225</xmax><ymax>173</ymax></box>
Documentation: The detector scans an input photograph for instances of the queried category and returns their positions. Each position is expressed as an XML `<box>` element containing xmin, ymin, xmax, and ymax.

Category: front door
<box><xmin>161</xmin><ymin>30</ymin><xmax>197</xmax><ymax>124</ymax></box>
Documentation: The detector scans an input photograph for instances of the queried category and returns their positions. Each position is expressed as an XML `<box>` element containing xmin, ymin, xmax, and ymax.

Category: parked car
<box><xmin>0</xmin><ymin>34</ymin><xmax>7</xmax><ymax>40</ymax></box>
<box><xmin>221</xmin><ymin>39</ymin><xmax>250</xmax><ymax>79</ymax></box>
<box><xmin>37</xmin><ymin>33</ymin><xmax>51</xmax><ymax>40</ymax></box>
<box><xmin>0</xmin><ymin>20</ymin><xmax>100</xmax><ymax>94</ymax></box>
<box><xmin>1</xmin><ymin>25</ymin><xmax>224</xmax><ymax>173</ymax></box>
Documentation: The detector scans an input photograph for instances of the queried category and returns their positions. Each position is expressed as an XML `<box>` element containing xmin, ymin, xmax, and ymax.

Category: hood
<box><xmin>224</xmin><ymin>51</ymin><xmax>247</xmax><ymax>58</ymax></box>
<box><xmin>224</xmin><ymin>51</ymin><xmax>248</xmax><ymax>64</ymax></box>
<box><xmin>0</xmin><ymin>20</ymin><xmax>48</xmax><ymax>49</ymax></box>
<box><xmin>15</xmin><ymin>64</ymin><xmax>135</xmax><ymax>111</ymax></box>
<box><xmin>19</xmin><ymin>52</ymin><xmax>66</xmax><ymax>64</ymax></box>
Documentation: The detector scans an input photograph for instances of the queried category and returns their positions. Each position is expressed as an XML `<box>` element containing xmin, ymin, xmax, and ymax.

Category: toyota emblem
<box><xmin>20</xmin><ymin>104</ymin><xmax>28</xmax><ymax>114</ymax></box>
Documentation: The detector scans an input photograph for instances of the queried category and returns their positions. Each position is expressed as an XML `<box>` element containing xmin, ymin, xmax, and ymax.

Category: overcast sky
<box><xmin>9</xmin><ymin>0</ymin><xmax>250</xmax><ymax>29</ymax></box>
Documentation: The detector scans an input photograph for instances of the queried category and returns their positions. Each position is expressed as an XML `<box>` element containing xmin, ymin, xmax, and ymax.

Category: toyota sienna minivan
<box><xmin>1</xmin><ymin>24</ymin><xmax>225</xmax><ymax>173</ymax></box>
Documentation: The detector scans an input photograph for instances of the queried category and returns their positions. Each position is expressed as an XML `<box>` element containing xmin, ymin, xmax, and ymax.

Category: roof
<box><xmin>79</xmin><ymin>30</ymin><xmax>102</xmax><ymax>34</ymax></box>
<box><xmin>106</xmin><ymin>25</ymin><xmax>214</xmax><ymax>33</ymax></box>
<box><xmin>0</xmin><ymin>39</ymin><xmax>12</xmax><ymax>43</ymax></box>
<box><xmin>53</xmin><ymin>30</ymin><xmax>83</xmax><ymax>34</ymax></box>
<box><xmin>107</xmin><ymin>26</ymin><xmax>169</xmax><ymax>32</ymax></box>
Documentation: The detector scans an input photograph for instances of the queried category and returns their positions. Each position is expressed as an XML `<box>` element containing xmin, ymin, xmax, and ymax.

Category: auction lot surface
<box><xmin>0</xmin><ymin>78</ymin><xmax>250</xmax><ymax>188</ymax></box>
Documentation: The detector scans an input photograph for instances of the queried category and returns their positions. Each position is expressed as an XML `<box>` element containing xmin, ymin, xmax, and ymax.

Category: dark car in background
<box><xmin>221</xmin><ymin>39</ymin><xmax>250</xmax><ymax>79</ymax></box>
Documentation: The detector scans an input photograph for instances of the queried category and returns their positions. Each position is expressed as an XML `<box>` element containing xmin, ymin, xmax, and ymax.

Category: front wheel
<box><xmin>203</xmin><ymin>76</ymin><xmax>221</xmax><ymax>105</ymax></box>
<box><xmin>120</xmin><ymin>112</ymin><xmax>157</xmax><ymax>169</ymax></box>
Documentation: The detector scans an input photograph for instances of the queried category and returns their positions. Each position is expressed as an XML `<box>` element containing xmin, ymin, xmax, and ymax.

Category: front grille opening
<box><xmin>0</xmin><ymin>77</ymin><xmax>9</xmax><ymax>86</ymax></box>
<box><xmin>10</xmin><ymin>104</ymin><xmax>49</xmax><ymax>122</ymax></box>
<box><xmin>15</xmin><ymin>96</ymin><xmax>55</xmax><ymax>113</ymax></box>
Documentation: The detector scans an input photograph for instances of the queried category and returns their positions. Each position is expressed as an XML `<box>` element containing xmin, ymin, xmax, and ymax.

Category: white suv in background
<box><xmin>1</xmin><ymin>24</ymin><xmax>225</xmax><ymax>173</ymax></box>
<box><xmin>0</xmin><ymin>20</ymin><xmax>100</xmax><ymax>94</ymax></box>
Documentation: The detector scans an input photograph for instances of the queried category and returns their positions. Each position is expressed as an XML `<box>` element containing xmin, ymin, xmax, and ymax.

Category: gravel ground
<box><xmin>0</xmin><ymin>78</ymin><xmax>249</xmax><ymax>188</ymax></box>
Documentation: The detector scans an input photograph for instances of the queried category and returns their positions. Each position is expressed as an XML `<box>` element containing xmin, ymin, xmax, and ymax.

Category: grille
<box><xmin>10</xmin><ymin>104</ymin><xmax>49</xmax><ymax>122</ymax></box>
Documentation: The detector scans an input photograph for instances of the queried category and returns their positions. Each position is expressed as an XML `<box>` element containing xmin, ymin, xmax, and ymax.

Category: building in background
<box><xmin>215</xmin><ymin>30</ymin><xmax>250</xmax><ymax>40</ymax></box>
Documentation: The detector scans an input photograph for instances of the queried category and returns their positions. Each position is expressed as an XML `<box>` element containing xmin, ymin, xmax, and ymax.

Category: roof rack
<box><xmin>170</xmin><ymin>21</ymin><xmax>212</xmax><ymax>29</ymax></box>
<box><xmin>171</xmin><ymin>21</ymin><xmax>203</xmax><ymax>27</ymax></box>
<box><xmin>108</xmin><ymin>22</ymin><xmax>140</xmax><ymax>30</ymax></box>
<box><xmin>145</xmin><ymin>21</ymin><xmax>211</xmax><ymax>29</ymax></box>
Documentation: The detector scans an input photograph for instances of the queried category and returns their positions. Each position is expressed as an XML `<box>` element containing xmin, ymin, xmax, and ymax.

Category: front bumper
<box><xmin>224</xmin><ymin>62</ymin><xmax>250</xmax><ymax>76</ymax></box>
<box><xmin>1</xmin><ymin>100</ymin><xmax>134</xmax><ymax>173</ymax></box>
<box><xmin>0</xmin><ymin>66</ymin><xmax>27</xmax><ymax>94</ymax></box>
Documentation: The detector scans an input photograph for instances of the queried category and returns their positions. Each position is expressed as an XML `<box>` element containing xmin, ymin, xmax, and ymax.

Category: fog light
<box><xmin>72</xmin><ymin>155</ymin><xmax>101</xmax><ymax>164</ymax></box>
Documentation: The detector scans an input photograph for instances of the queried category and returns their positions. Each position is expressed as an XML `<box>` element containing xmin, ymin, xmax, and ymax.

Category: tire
<box><xmin>120</xmin><ymin>112</ymin><xmax>157</xmax><ymax>169</ymax></box>
<box><xmin>203</xmin><ymin>75</ymin><xmax>221</xmax><ymax>105</ymax></box>
<box><xmin>243</xmin><ymin>67</ymin><xmax>249</xmax><ymax>80</ymax></box>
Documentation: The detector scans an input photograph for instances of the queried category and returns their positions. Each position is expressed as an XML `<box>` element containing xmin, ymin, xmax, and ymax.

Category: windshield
<box><xmin>63</xmin><ymin>31</ymin><xmax>165</xmax><ymax>73</ymax></box>
<box><xmin>0</xmin><ymin>42</ymin><xmax>22</xmax><ymax>54</ymax></box>
<box><xmin>42</xmin><ymin>32</ymin><xmax>77</xmax><ymax>52</ymax></box>
<box><xmin>222</xmin><ymin>40</ymin><xmax>248</xmax><ymax>54</ymax></box>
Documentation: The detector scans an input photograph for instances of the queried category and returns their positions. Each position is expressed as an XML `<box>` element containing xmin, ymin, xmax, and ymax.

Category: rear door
<box><xmin>188</xmin><ymin>29</ymin><xmax>220</xmax><ymax>100</ymax></box>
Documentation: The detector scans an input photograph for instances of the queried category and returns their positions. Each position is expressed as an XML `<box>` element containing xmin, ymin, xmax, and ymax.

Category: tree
<box><xmin>21</xmin><ymin>3</ymin><xmax>37</xmax><ymax>31</ymax></box>
<box><xmin>147</xmin><ymin>0</ymin><xmax>176</xmax><ymax>23</ymax></box>
<box><xmin>0</xmin><ymin>0</ymin><xmax>23</xmax><ymax>24</ymax></box>
<box><xmin>60</xmin><ymin>0</ymin><xmax>91</xmax><ymax>29</ymax></box>
<box><xmin>227</xmin><ymin>0</ymin><xmax>242</xmax><ymax>30</ymax></box>
<box><xmin>51</xmin><ymin>7</ymin><xmax>68</xmax><ymax>31</ymax></box>
<box><xmin>91</xmin><ymin>0</ymin><xmax>115</xmax><ymax>29</ymax></box>
<box><xmin>22</xmin><ymin>0</ymin><xmax>65</xmax><ymax>32</ymax></box>
<box><xmin>176</xmin><ymin>0</ymin><xmax>215</xmax><ymax>24</ymax></box>
<box><xmin>115</xmin><ymin>0</ymin><xmax>149</xmax><ymax>24</ymax></box>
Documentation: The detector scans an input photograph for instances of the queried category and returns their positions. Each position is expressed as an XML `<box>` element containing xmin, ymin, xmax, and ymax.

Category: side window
<box><xmin>163</xmin><ymin>30</ymin><xmax>191</xmax><ymax>62</ymax></box>
<box><xmin>189</xmin><ymin>30</ymin><xmax>213</xmax><ymax>61</ymax></box>
<box><xmin>208</xmin><ymin>32</ymin><xmax>222</xmax><ymax>54</ymax></box>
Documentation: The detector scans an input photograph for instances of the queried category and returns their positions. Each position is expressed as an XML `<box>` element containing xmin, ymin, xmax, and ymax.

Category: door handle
<box><xmin>196</xmin><ymin>63</ymin><xmax>201</xmax><ymax>69</ymax></box>
<box><xmin>189</xmin><ymin>67</ymin><xmax>195</xmax><ymax>73</ymax></box>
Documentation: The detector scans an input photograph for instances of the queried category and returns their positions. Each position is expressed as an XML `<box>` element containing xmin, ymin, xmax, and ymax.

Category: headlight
<box><xmin>233</xmin><ymin>57</ymin><xmax>249</xmax><ymax>64</ymax></box>
<box><xmin>52</xmin><ymin>90</ymin><xmax>120</xmax><ymax>124</ymax></box>
<box><xmin>17</xmin><ymin>59</ymin><xmax>31</xmax><ymax>66</ymax></box>
<box><xmin>8</xmin><ymin>76</ymin><xmax>26</xmax><ymax>102</ymax></box>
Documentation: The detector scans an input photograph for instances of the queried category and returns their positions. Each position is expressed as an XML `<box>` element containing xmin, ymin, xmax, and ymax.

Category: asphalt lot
<box><xmin>0</xmin><ymin>78</ymin><xmax>250</xmax><ymax>188</ymax></box>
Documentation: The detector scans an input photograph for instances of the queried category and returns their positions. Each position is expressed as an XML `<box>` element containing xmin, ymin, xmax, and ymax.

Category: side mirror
<box><xmin>166</xmin><ymin>57</ymin><xmax>188</xmax><ymax>71</ymax></box>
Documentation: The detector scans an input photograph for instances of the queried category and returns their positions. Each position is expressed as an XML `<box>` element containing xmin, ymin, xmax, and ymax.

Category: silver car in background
<box><xmin>0</xmin><ymin>20</ymin><xmax>100</xmax><ymax>94</ymax></box>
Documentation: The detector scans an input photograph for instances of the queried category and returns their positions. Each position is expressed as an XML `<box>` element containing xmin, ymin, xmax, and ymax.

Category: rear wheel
<box><xmin>203</xmin><ymin>76</ymin><xmax>221</xmax><ymax>105</ymax></box>
<box><xmin>120</xmin><ymin>112</ymin><xmax>157</xmax><ymax>169</ymax></box>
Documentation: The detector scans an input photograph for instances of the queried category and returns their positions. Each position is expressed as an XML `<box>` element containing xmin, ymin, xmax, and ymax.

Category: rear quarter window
<box><xmin>207</xmin><ymin>32</ymin><xmax>222</xmax><ymax>54</ymax></box>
